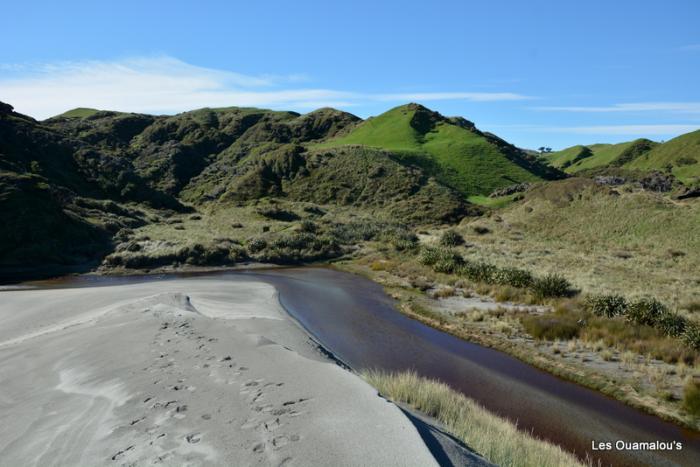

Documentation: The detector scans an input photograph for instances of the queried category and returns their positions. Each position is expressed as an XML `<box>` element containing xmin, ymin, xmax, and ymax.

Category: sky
<box><xmin>2</xmin><ymin>0</ymin><xmax>699</xmax><ymax>149</ymax></box>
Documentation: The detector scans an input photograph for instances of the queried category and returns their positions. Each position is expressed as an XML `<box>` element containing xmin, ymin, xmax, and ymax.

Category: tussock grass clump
<box><xmin>683</xmin><ymin>323</ymin><xmax>700</xmax><ymax>351</ymax></box>
<box><xmin>256</xmin><ymin>206</ymin><xmax>300</xmax><ymax>221</ymax></box>
<box><xmin>521</xmin><ymin>310</ymin><xmax>581</xmax><ymax>340</ymax></box>
<box><xmin>458</xmin><ymin>261</ymin><xmax>497</xmax><ymax>283</ymax></box>
<box><xmin>493</xmin><ymin>267</ymin><xmax>535</xmax><ymax>288</ymax></box>
<box><xmin>330</xmin><ymin>221</ymin><xmax>383</xmax><ymax>242</ymax></box>
<box><xmin>421</xmin><ymin>246</ymin><xmax>572</xmax><ymax>299</ymax></box>
<box><xmin>299</xmin><ymin>219</ymin><xmax>317</xmax><ymax>233</ymax></box>
<box><xmin>683</xmin><ymin>379</ymin><xmax>700</xmax><ymax>417</ymax></box>
<box><xmin>247</xmin><ymin>237</ymin><xmax>267</xmax><ymax>253</ymax></box>
<box><xmin>627</xmin><ymin>297</ymin><xmax>668</xmax><ymax>326</ymax></box>
<box><xmin>383</xmin><ymin>229</ymin><xmax>419</xmax><ymax>252</ymax></box>
<box><xmin>419</xmin><ymin>247</ymin><xmax>464</xmax><ymax>273</ymax></box>
<box><xmin>586</xmin><ymin>294</ymin><xmax>627</xmax><ymax>318</ymax></box>
<box><xmin>531</xmin><ymin>273</ymin><xmax>573</xmax><ymax>299</ymax></box>
<box><xmin>439</xmin><ymin>229</ymin><xmax>464</xmax><ymax>247</ymax></box>
<box><xmin>582</xmin><ymin>317</ymin><xmax>698</xmax><ymax>364</ymax></box>
<box><xmin>363</xmin><ymin>370</ymin><xmax>585</xmax><ymax>467</ymax></box>
<box><xmin>585</xmin><ymin>294</ymin><xmax>698</xmax><ymax>350</ymax></box>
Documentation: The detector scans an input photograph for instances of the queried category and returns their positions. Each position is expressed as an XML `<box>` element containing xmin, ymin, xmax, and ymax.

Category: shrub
<box><xmin>256</xmin><ymin>206</ymin><xmax>299</xmax><ymax>221</ymax></box>
<box><xmin>439</xmin><ymin>229</ymin><xmax>464</xmax><ymax>247</ymax></box>
<box><xmin>683</xmin><ymin>379</ymin><xmax>700</xmax><ymax>417</ymax></box>
<box><xmin>493</xmin><ymin>267</ymin><xmax>534</xmax><ymax>288</ymax></box>
<box><xmin>521</xmin><ymin>311</ymin><xmax>581</xmax><ymax>340</ymax></box>
<box><xmin>299</xmin><ymin>220</ymin><xmax>317</xmax><ymax>233</ymax></box>
<box><xmin>627</xmin><ymin>297</ymin><xmax>668</xmax><ymax>326</ymax></box>
<box><xmin>330</xmin><ymin>222</ymin><xmax>383</xmax><ymax>242</ymax></box>
<box><xmin>582</xmin><ymin>317</ymin><xmax>697</xmax><ymax>364</ymax></box>
<box><xmin>657</xmin><ymin>313</ymin><xmax>687</xmax><ymax>338</ymax></box>
<box><xmin>419</xmin><ymin>247</ymin><xmax>465</xmax><ymax>274</ymax></box>
<box><xmin>531</xmin><ymin>273</ymin><xmax>573</xmax><ymax>299</ymax></box>
<box><xmin>586</xmin><ymin>294</ymin><xmax>628</xmax><ymax>318</ymax></box>
<box><xmin>272</xmin><ymin>232</ymin><xmax>317</xmax><ymax>250</ymax></box>
<box><xmin>385</xmin><ymin>229</ymin><xmax>419</xmax><ymax>251</ymax></box>
<box><xmin>247</xmin><ymin>237</ymin><xmax>267</xmax><ymax>253</ymax></box>
<box><xmin>472</xmin><ymin>225</ymin><xmax>491</xmax><ymax>235</ymax></box>
<box><xmin>457</xmin><ymin>261</ymin><xmax>497</xmax><ymax>283</ymax></box>
<box><xmin>682</xmin><ymin>323</ymin><xmax>700</xmax><ymax>350</ymax></box>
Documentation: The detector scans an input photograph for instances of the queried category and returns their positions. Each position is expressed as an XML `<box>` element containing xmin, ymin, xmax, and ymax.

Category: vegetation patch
<box><xmin>521</xmin><ymin>309</ymin><xmax>581</xmax><ymax>340</ymax></box>
<box><xmin>363</xmin><ymin>370</ymin><xmax>585</xmax><ymax>467</ymax></box>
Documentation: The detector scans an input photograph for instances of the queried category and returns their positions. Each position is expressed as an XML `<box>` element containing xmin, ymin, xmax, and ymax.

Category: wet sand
<box><xmin>0</xmin><ymin>278</ymin><xmax>442</xmax><ymax>466</ymax></box>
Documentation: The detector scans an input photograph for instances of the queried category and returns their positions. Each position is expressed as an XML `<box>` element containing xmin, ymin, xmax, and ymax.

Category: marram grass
<box><xmin>362</xmin><ymin>370</ymin><xmax>586</xmax><ymax>467</ymax></box>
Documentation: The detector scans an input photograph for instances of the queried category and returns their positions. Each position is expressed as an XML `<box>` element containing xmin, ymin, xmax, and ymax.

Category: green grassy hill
<box><xmin>545</xmin><ymin>131</ymin><xmax>700</xmax><ymax>184</ymax></box>
<box><xmin>56</xmin><ymin>107</ymin><xmax>105</xmax><ymax>118</ymax></box>
<box><xmin>317</xmin><ymin>103</ymin><xmax>562</xmax><ymax>198</ymax></box>
<box><xmin>627</xmin><ymin>130</ymin><xmax>700</xmax><ymax>184</ymax></box>
<box><xmin>543</xmin><ymin>145</ymin><xmax>589</xmax><ymax>169</ymax></box>
<box><xmin>545</xmin><ymin>140</ymin><xmax>657</xmax><ymax>173</ymax></box>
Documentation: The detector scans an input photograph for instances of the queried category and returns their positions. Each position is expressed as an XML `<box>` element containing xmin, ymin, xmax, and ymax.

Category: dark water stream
<box><xmin>16</xmin><ymin>267</ymin><xmax>700</xmax><ymax>466</ymax></box>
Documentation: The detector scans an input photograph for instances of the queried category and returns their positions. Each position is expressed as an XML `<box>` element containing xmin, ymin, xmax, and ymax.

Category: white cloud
<box><xmin>533</xmin><ymin>102</ymin><xmax>700</xmax><ymax>113</ymax></box>
<box><xmin>375</xmin><ymin>92</ymin><xmax>530</xmax><ymax>102</ymax></box>
<box><xmin>492</xmin><ymin>124</ymin><xmax>699</xmax><ymax>136</ymax></box>
<box><xmin>0</xmin><ymin>56</ymin><xmax>529</xmax><ymax>119</ymax></box>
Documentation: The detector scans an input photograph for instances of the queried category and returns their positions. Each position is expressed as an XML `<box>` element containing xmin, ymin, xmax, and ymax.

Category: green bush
<box><xmin>521</xmin><ymin>311</ymin><xmax>581</xmax><ymax>340</ymax></box>
<box><xmin>256</xmin><ymin>206</ymin><xmax>299</xmax><ymax>221</ymax></box>
<box><xmin>531</xmin><ymin>273</ymin><xmax>573</xmax><ymax>299</ymax></box>
<box><xmin>420</xmin><ymin>247</ymin><xmax>464</xmax><ymax>273</ymax></box>
<box><xmin>439</xmin><ymin>229</ymin><xmax>464</xmax><ymax>247</ymax></box>
<box><xmin>385</xmin><ymin>229</ymin><xmax>419</xmax><ymax>251</ymax></box>
<box><xmin>457</xmin><ymin>261</ymin><xmax>497</xmax><ymax>283</ymax></box>
<box><xmin>627</xmin><ymin>297</ymin><xmax>668</xmax><ymax>326</ymax></box>
<box><xmin>272</xmin><ymin>232</ymin><xmax>316</xmax><ymax>250</ymax></box>
<box><xmin>682</xmin><ymin>323</ymin><xmax>700</xmax><ymax>350</ymax></box>
<box><xmin>299</xmin><ymin>220</ymin><xmax>317</xmax><ymax>233</ymax></box>
<box><xmin>330</xmin><ymin>222</ymin><xmax>383</xmax><ymax>242</ymax></box>
<box><xmin>493</xmin><ymin>267</ymin><xmax>534</xmax><ymax>288</ymax></box>
<box><xmin>247</xmin><ymin>237</ymin><xmax>267</xmax><ymax>253</ymax></box>
<box><xmin>683</xmin><ymin>379</ymin><xmax>700</xmax><ymax>416</ymax></box>
<box><xmin>657</xmin><ymin>313</ymin><xmax>687</xmax><ymax>338</ymax></box>
<box><xmin>586</xmin><ymin>294</ymin><xmax>628</xmax><ymax>318</ymax></box>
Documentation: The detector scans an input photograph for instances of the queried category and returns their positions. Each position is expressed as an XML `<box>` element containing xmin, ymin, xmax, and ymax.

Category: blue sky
<box><xmin>2</xmin><ymin>0</ymin><xmax>699</xmax><ymax>149</ymax></box>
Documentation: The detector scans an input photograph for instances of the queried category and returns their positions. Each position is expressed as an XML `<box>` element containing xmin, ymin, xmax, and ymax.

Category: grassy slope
<box><xmin>543</xmin><ymin>145</ymin><xmax>586</xmax><ymax>168</ymax></box>
<box><xmin>317</xmin><ymin>105</ymin><xmax>544</xmax><ymax>197</ymax></box>
<box><xmin>546</xmin><ymin>141</ymin><xmax>635</xmax><ymax>173</ymax></box>
<box><xmin>459</xmin><ymin>180</ymin><xmax>700</xmax><ymax>307</ymax></box>
<box><xmin>574</xmin><ymin>141</ymin><xmax>634</xmax><ymax>171</ymax></box>
<box><xmin>56</xmin><ymin>108</ymin><xmax>103</xmax><ymax>118</ymax></box>
<box><xmin>546</xmin><ymin>131</ymin><xmax>700</xmax><ymax>183</ymax></box>
<box><xmin>627</xmin><ymin>130</ymin><xmax>700</xmax><ymax>183</ymax></box>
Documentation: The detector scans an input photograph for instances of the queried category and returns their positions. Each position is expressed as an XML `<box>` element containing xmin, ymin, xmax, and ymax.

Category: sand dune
<box><xmin>0</xmin><ymin>278</ymin><xmax>439</xmax><ymax>466</ymax></box>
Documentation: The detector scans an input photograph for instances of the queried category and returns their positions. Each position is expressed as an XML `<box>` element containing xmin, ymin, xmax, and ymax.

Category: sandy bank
<box><xmin>0</xmin><ymin>278</ymin><xmax>439</xmax><ymax>466</ymax></box>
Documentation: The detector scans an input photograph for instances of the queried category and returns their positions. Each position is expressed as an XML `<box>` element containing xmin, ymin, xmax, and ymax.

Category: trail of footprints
<box><xmin>109</xmin><ymin>312</ymin><xmax>308</xmax><ymax>466</ymax></box>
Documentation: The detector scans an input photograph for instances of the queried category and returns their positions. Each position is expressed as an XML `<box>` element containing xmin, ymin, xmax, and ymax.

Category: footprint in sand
<box><xmin>111</xmin><ymin>445</ymin><xmax>134</xmax><ymax>461</ymax></box>
<box><xmin>185</xmin><ymin>432</ymin><xmax>202</xmax><ymax>444</ymax></box>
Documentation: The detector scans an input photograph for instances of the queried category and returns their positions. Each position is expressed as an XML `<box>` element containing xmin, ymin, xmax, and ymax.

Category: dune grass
<box><xmin>363</xmin><ymin>370</ymin><xmax>586</xmax><ymax>467</ymax></box>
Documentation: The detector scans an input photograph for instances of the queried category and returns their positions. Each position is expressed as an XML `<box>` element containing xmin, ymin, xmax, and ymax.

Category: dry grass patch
<box><xmin>363</xmin><ymin>370</ymin><xmax>586</xmax><ymax>467</ymax></box>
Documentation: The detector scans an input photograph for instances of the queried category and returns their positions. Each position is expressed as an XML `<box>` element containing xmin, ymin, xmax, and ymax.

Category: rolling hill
<box><xmin>544</xmin><ymin>139</ymin><xmax>658</xmax><ymax>173</ymax></box>
<box><xmin>316</xmin><ymin>103</ymin><xmax>563</xmax><ymax>198</ymax></box>
<box><xmin>627</xmin><ymin>130</ymin><xmax>700</xmax><ymax>184</ymax></box>
<box><xmin>544</xmin><ymin>130</ymin><xmax>699</xmax><ymax>184</ymax></box>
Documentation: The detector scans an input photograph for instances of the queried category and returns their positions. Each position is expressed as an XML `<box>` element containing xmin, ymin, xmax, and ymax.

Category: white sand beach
<box><xmin>0</xmin><ymin>278</ymin><xmax>439</xmax><ymax>466</ymax></box>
